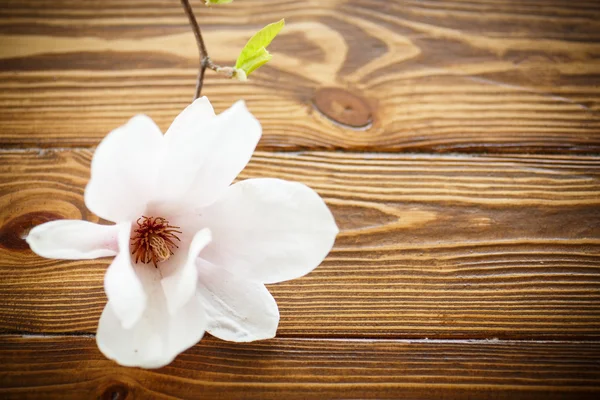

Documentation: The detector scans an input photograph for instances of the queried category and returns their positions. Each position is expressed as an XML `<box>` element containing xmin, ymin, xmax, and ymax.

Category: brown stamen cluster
<box><xmin>131</xmin><ymin>216</ymin><xmax>182</xmax><ymax>267</ymax></box>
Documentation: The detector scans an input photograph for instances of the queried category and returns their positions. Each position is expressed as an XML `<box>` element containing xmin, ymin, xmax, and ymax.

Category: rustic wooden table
<box><xmin>1</xmin><ymin>0</ymin><xmax>599</xmax><ymax>399</ymax></box>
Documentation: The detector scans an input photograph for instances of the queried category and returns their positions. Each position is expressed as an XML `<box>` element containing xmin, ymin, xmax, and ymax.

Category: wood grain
<box><xmin>2</xmin><ymin>2</ymin><xmax>600</xmax><ymax>396</ymax></box>
<box><xmin>0</xmin><ymin>0</ymin><xmax>599</xmax><ymax>152</ymax></box>
<box><xmin>1</xmin><ymin>149</ymin><xmax>599</xmax><ymax>338</ymax></box>
<box><xmin>1</xmin><ymin>335</ymin><xmax>599</xmax><ymax>400</ymax></box>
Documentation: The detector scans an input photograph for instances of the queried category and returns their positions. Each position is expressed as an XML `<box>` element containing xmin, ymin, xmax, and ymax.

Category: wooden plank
<box><xmin>0</xmin><ymin>0</ymin><xmax>599</xmax><ymax>152</ymax></box>
<box><xmin>1</xmin><ymin>150</ymin><xmax>599</xmax><ymax>338</ymax></box>
<box><xmin>1</xmin><ymin>336</ymin><xmax>599</xmax><ymax>400</ymax></box>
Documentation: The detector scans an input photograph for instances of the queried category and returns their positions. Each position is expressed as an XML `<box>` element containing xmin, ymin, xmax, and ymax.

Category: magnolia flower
<box><xmin>26</xmin><ymin>98</ymin><xmax>338</xmax><ymax>368</ymax></box>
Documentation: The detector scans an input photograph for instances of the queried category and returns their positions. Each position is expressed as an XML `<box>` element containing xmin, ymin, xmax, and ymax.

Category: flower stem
<box><xmin>180</xmin><ymin>0</ymin><xmax>219</xmax><ymax>99</ymax></box>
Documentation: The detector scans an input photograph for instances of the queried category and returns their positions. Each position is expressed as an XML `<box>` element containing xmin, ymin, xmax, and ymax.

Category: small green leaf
<box><xmin>205</xmin><ymin>0</ymin><xmax>233</xmax><ymax>5</ymax></box>
<box><xmin>235</xmin><ymin>19</ymin><xmax>284</xmax><ymax>78</ymax></box>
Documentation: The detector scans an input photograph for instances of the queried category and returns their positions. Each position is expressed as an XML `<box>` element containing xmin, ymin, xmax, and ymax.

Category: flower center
<box><xmin>130</xmin><ymin>216</ymin><xmax>182</xmax><ymax>267</ymax></box>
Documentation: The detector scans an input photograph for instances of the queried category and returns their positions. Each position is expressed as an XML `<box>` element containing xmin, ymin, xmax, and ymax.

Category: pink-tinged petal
<box><xmin>104</xmin><ymin>224</ymin><xmax>146</xmax><ymax>329</ymax></box>
<box><xmin>200</xmin><ymin>178</ymin><xmax>339</xmax><ymax>284</ymax></box>
<box><xmin>157</xmin><ymin>100</ymin><xmax>261</xmax><ymax>208</ymax></box>
<box><xmin>84</xmin><ymin>115</ymin><xmax>164</xmax><ymax>223</ymax></box>
<box><xmin>197</xmin><ymin>259</ymin><xmax>279</xmax><ymax>342</ymax></box>
<box><xmin>26</xmin><ymin>220</ymin><xmax>119</xmax><ymax>260</ymax></box>
<box><xmin>97</xmin><ymin>264</ymin><xmax>207</xmax><ymax>368</ymax></box>
<box><xmin>161</xmin><ymin>228</ymin><xmax>212</xmax><ymax>316</ymax></box>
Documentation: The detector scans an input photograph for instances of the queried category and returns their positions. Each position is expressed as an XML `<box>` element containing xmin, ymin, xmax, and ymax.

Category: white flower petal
<box><xmin>164</xmin><ymin>96</ymin><xmax>215</xmax><ymax>140</ymax></box>
<box><xmin>161</xmin><ymin>228</ymin><xmax>212</xmax><ymax>316</ymax></box>
<box><xmin>84</xmin><ymin>115</ymin><xmax>164</xmax><ymax>223</ymax></box>
<box><xmin>200</xmin><ymin>178</ymin><xmax>339</xmax><ymax>284</ymax></box>
<box><xmin>197</xmin><ymin>259</ymin><xmax>279</xmax><ymax>342</ymax></box>
<box><xmin>97</xmin><ymin>264</ymin><xmax>207</xmax><ymax>368</ymax></box>
<box><xmin>104</xmin><ymin>224</ymin><xmax>146</xmax><ymax>329</ymax></box>
<box><xmin>26</xmin><ymin>220</ymin><xmax>119</xmax><ymax>259</ymax></box>
<box><xmin>157</xmin><ymin>100</ymin><xmax>261</xmax><ymax>208</ymax></box>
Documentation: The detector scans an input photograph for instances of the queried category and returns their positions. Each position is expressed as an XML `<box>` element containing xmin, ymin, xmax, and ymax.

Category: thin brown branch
<box><xmin>195</xmin><ymin>64</ymin><xmax>207</xmax><ymax>99</ymax></box>
<box><xmin>180</xmin><ymin>0</ymin><xmax>209</xmax><ymax>99</ymax></box>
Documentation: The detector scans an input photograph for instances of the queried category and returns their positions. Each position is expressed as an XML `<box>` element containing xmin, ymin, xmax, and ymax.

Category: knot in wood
<box><xmin>313</xmin><ymin>87</ymin><xmax>372</xmax><ymax>129</ymax></box>
<box><xmin>100</xmin><ymin>382</ymin><xmax>129</xmax><ymax>400</ymax></box>
<box><xmin>0</xmin><ymin>212</ymin><xmax>61</xmax><ymax>251</ymax></box>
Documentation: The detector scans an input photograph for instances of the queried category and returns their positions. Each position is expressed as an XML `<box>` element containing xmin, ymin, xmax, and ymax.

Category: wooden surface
<box><xmin>1</xmin><ymin>0</ymin><xmax>599</xmax><ymax>152</ymax></box>
<box><xmin>1</xmin><ymin>0</ymin><xmax>600</xmax><ymax>399</ymax></box>
<box><xmin>2</xmin><ymin>336</ymin><xmax>600</xmax><ymax>400</ymax></box>
<box><xmin>2</xmin><ymin>150</ymin><xmax>600</xmax><ymax>339</ymax></box>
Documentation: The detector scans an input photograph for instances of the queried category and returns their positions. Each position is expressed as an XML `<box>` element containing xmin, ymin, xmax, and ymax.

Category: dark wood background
<box><xmin>1</xmin><ymin>0</ymin><xmax>599</xmax><ymax>398</ymax></box>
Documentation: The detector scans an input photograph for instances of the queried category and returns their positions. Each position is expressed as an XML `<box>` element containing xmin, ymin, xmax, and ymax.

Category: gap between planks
<box><xmin>8</xmin><ymin>333</ymin><xmax>600</xmax><ymax>346</ymax></box>
<box><xmin>2</xmin><ymin>146</ymin><xmax>600</xmax><ymax>159</ymax></box>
